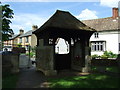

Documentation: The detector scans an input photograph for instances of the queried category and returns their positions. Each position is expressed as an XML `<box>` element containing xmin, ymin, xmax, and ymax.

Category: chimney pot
<box><xmin>19</xmin><ymin>29</ymin><xmax>24</xmax><ymax>34</ymax></box>
<box><xmin>32</xmin><ymin>25</ymin><xmax>38</xmax><ymax>30</ymax></box>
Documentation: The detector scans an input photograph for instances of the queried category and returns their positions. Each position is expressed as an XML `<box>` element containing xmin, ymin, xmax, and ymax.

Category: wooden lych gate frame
<box><xmin>33</xmin><ymin>10</ymin><xmax>96</xmax><ymax>76</ymax></box>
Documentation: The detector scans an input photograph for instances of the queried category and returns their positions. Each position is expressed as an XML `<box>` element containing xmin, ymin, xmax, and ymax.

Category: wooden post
<box><xmin>28</xmin><ymin>45</ymin><xmax>31</xmax><ymax>68</ymax></box>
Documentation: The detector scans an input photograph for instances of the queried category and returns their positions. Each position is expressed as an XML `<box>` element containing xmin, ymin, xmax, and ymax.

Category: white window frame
<box><xmin>94</xmin><ymin>32</ymin><xmax>99</xmax><ymax>38</ymax></box>
<box><xmin>20</xmin><ymin>37</ymin><xmax>22</xmax><ymax>43</ymax></box>
<box><xmin>91</xmin><ymin>41</ymin><xmax>105</xmax><ymax>52</ymax></box>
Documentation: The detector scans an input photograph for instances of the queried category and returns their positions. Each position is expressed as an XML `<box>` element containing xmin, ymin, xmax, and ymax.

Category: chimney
<box><xmin>19</xmin><ymin>29</ymin><xmax>24</xmax><ymax>34</ymax></box>
<box><xmin>32</xmin><ymin>25</ymin><xmax>38</xmax><ymax>30</ymax></box>
<box><xmin>112</xmin><ymin>8</ymin><xmax>119</xmax><ymax>19</ymax></box>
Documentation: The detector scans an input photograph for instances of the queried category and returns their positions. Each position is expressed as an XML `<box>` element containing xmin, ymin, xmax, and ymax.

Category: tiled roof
<box><xmin>33</xmin><ymin>10</ymin><xmax>96</xmax><ymax>34</ymax></box>
<box><xmin>19</xmin><ymin>30</ymin><xmax>33</xmax><ymax>37</ymax></box>
<box><xmin>82</xmin><ymin>17</ymin><xmax>119</xmax><ymax>31</ymax></box>
<box><xmin>9</xmin><ymin>34</ymin><xmax>19</xmax><ymax>40</ymax></box>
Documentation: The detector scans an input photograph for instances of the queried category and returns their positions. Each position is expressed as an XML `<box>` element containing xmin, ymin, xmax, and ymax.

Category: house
<box><xmin>3</xmin><ymin>29</ymin><xmax>24</xmax><ymax>48</ymax></box>
<box><xmin>82</xmin><ymin>8</ymin><xmax>120</xmax><ymax>55</ymax></box>
<box><xmin>18</xmin><ymin>25</ymin><xmax>38</xmax><ymax>50</ymax></box>
<box><xmin>3</xmin><ymin>25</ymin><xmax>38</xmax><ymax>51</ymax></box>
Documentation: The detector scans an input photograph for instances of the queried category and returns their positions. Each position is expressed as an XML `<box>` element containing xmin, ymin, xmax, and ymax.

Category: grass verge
<box><xmin>47</xmin><ymin>73</ymin><xmax>120</xmax><ymax>88</ymax></box>
<box><xmin>2</xmin><ymin>73</ymin><xmax>19</xmax><ymax>88</ymax></box>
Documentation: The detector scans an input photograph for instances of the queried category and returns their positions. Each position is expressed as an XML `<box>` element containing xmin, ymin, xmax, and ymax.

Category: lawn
<box><xmin>2</xmin><ymin>73</ymin><xmax>19</xmax><ymax>88</ymax></box>
<box><xmin>47</xmin><ymin>73</ymin><xmax>120</xmax><ymax>88</ymax></box>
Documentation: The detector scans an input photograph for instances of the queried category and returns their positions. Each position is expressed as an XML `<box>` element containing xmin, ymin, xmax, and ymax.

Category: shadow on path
<box><xmin>16</xmin><ymin>67</ymin><xmax>47</xmax><ymax>88</ymax></box>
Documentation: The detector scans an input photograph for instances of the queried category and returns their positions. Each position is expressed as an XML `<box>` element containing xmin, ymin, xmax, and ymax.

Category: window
<box><xmin>94</xmin><ymin>32</ymin><xmax>99</xmax><ymax>38</ymax></box>
<box><xmin>20</xmin><ymin>37</ymin><xmax>22</xmax><ymax>43</ymax></box>
<box><xmin>49</xmin><ymin>39</ymin><xmax>53</xmax><ymax>44</ymax></box>
<box><xmin>91</xmin><ymin>41</ymin><xmax>105</xmax><ymax>51</ymax></box>
<box><xmin>26</xmin><ymin>36</ymin><xmax>29</xmax><ymax>43</ymax></box>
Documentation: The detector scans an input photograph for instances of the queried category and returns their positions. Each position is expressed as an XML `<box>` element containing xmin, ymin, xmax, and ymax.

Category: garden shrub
<box><xmin>92</xmin><ymin>51</ymin><xmax>118</xmax><ymax>59</ymax></box>
<box><xmin>100</xmin><ymin>54</ymin><xmax>108</xmax><ymax>59</ymax></box>
<box><xmin>26</xmin><ymin>47</ymin><xmax>36</xmax><ymax>58</ymax></box>
<box><xmin>91</xmin><ymin>54</ymin><xmax>99</xmax><ymax>59</ymax></box>
<box><xmin>103</xmin><ymin>51</ymin><xmax>117</xmax><ymax>58</ymax></box>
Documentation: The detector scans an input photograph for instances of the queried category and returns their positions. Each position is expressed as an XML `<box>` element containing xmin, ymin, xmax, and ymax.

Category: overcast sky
<box><xmin>1</xmin><ymin>0</ymin><xmax>120</xmax><ymax>34</ymax></box>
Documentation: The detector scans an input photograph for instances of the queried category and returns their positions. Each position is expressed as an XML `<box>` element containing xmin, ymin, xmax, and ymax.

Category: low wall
<box><xmin>91</xmin><ymin>59</ymin><xmax>118</xmax><ymax>66</ymax></box>
<box><xmin>91</xmin><ymin>59</ymin><xmax>119</xmax><ymax>73</ymax></box>
<box><xmin>2</xmin><ymin>51</ymin><xmax>19</xmax><ymax>76</ymax></box>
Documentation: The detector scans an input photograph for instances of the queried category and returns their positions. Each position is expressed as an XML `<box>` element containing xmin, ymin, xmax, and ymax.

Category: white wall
<box><xmin>55</xmin><ymin>38</ymin><xmax>69</xmax><ymax>54</ymax></box>
<box><xmin>90</xmin><ymin>30</ymin><xmax>119</xmax><ymax>55</ymax></box>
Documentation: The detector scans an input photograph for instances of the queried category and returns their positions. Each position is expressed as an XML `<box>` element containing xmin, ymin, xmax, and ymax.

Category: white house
<box><xmin>82</xmin><ymin>8</ymin><xmax>120</xmax><ymax>55</ymax></box>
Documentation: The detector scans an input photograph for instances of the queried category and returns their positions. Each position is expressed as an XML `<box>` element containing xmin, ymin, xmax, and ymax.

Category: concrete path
<box><xmin>16</xmin><ymin>66</ymin><xmax>48</xmax><ymax>88</ymax></box>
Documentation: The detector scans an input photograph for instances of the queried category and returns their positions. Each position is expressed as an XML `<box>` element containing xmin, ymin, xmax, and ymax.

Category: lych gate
<box><xmin>33</xmin><ymin>10</ymin><xmax>96</xmax><ymax>76</ymax></box>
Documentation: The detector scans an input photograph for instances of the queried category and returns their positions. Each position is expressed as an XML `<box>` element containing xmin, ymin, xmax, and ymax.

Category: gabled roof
<box><xmin>82</xmin><ymin>17</ymin><xmax>119</xmax><ymax>31</ymax></box>
<box><xmin>9</xmin><ymin>34</ymin><xmax>19</xmax><ymax>40</ymax></box>
<box><xmin>33</xmin><ymin>10</ymin><xmax>96</xmax><ymax>34</ymax></box>
<box><xmin>19</xmin><ymin>30</ymin><xmax>33</xmax><ymax>37</ymax></box>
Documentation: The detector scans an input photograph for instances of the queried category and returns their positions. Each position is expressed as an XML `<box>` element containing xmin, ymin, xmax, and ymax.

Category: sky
<box><xmin>1</xmin><ymin>0</ymin><xmax>120</xmax><ymax>53</ymax></box>
<box><xmin>1</xmin><ymin>0</ymin><xmax>120</xmax><ymax>34</ymax></box>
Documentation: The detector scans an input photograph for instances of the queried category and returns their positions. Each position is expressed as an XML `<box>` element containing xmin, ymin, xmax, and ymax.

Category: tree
<box><xmin>1</xmin><ymin>3</ymin><xmax>14</xmax><ymax>41</ymax></box>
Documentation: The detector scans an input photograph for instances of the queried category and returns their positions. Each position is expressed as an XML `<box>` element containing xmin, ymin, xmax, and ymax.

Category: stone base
<box><xmin>44</xmin><ymin>70</ymin><xmax>57</xmax><ymax>76</ymax></box>
<box><xmin>36</xmin><ymin>68</ymin><xmax>57</xmax><ymax>76</ymax></box>
<box><xmin>82</xmin><ymin>67</ymin><xmax>91</xmax><ymax>73</ymax></box>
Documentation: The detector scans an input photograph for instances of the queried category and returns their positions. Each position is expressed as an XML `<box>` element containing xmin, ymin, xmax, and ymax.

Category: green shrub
<box><xmin>101</xmin><ymin>54</ymin><xmax>108</xmax><ymax>59</ymax></box>
<box><xmin>91</xmin><ymin>54</ymin><xmax>99</xmax><ymax>59</ymax></box>
<box><xmin>103</xmin><ymin>51</ymin><xmax>117</xmax><ymax>58</ymax></box>
<box><xmin>26</xmin><ymin>52</ymin><xmax>35</xmax><ymax>58</ymax></box>
<box><xmin>91</xmin><ymin>51</ymin><xmax>118</xmax><ymax>59</ymax></box>
<box><xmin>17</xmin><ymin>43</ymin><xmax>22</xmax><ymax>47</ymax></box>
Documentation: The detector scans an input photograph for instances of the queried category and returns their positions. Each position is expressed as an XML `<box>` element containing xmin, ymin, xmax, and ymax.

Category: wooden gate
<box><xmin>55</xmin><ymin>54</ymin><xmax>71</xmax><ymax>70</ymax></box>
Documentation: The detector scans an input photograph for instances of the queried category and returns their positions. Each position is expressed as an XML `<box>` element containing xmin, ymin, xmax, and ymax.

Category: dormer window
<box><xmin>94</xmin><ymin>32</ymin><xmax>99</xmax><ymax>38</ymax></box>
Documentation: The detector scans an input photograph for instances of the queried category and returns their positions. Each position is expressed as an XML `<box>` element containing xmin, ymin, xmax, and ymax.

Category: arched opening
<box><xmin>55</xmin><ymin>38</ymin><xmax>69</xmax><ymax>54</ymax></box>
<box><xmin>54</xmin><ymin>38</ymin><xmax>71</xmax><ymax>70</ymax></box>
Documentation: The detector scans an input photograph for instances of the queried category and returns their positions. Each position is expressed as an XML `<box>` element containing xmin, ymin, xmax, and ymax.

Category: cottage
<box><xmin>82</xmin><ymin>8</ymin><xmax>120</xmax><ymax>55</ymax></box>
<box><xmin>18</xmin><ymin>25</ymin><xmax>38</xmax><ymax>50</ymax></box>
<box><xmin>3</xmin><ymin>30</ymin><xmax>23</xmax><ymax>49</ymax></box>
<box><xmin>33</xmin><ymin>10</ymin><xmax>96</xmax><ymax>76</ymax></box>
<box><xmin>4</xmin><ymin>25</ymin><xmax>38</xmax><ymax>51</ymax></box>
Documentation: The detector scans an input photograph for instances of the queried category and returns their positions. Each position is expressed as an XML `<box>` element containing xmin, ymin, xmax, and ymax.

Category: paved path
<box><xmin>16</xmin><ymin>66</ymin><xmax>47</xmax><ymax>88</ymax></box>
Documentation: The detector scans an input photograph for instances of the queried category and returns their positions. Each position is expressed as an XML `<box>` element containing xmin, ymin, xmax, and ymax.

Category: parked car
<box><xmin>3</xmin><ymin>46</ymin><xmax>12</xmax><ymax>51</ymax></box>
